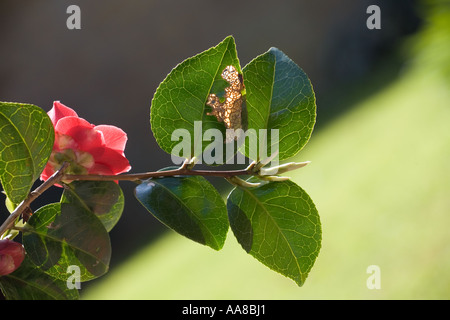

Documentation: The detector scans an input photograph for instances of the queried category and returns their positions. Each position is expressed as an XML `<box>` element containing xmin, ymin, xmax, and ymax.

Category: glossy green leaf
<box><xmin>0</xmin><ymin>257</ymin><xmax>79</xmax><ymax>300</ymax></box>
<box><xmin>227</xmin><ymin>179</ymin><xmax>321</xmax><ymax>286</ymax></box>
<box><xmin>23</xmin><ymin>202</ymin><xmax>111</xmax><ymax>282</ymax></box>
<box><xmin>135</xmin><ymin>174</ymin><xmax>229</xmax><ymax>250</ymax></box>
<box><xmin>0</xmin><ymin>102</ymin><xmax>54</xmax><ymax>205</ymax></box>
<box><xmin>242</xmin><ymin>48</ymin><xmax>316</xmax><ymax>161</ymax></box>
<box><xmin>150</xmin><ymin>36</ymin><xmax>241</xmax><ymax>159</ymax></box>
<box><xmin>60</xmin><ymin>181</ymin><xmax>124</xmax><ymax>232</ymax></box>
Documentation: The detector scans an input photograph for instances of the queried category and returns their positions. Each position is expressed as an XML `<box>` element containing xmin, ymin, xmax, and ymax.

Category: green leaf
<box><xmin>23</xmin><ymin>202</ymin><xmax>111</xmax><ymax>282</ymax></box>
<box><xmin>227</xmin><ymin>179</ymin><xmax>321</xmax><ymax>286</ymax></box>
<box><xmin>0</xmin><ymin>256</ymin><xmax>79</xmax><ymax>300</ymax></box>
<box><xmin>60</xmin><ymin>181</ymin><xmax>125</xmax><ymax>232</ymax></box>
<box><xmin>242</xmin><ymin>48</ymin><xmax>316</xmax><ymax>161</ymax></box>
<box><xmin>0</xmin><ymin>102</ymin><xmax>54</xmax><ymax>205</ymax></box>
<box><xmin>150</xmin><ymin>36</ymin><xmax>241</xmax><ymax>159</ymax></box>
<box><xmin>135</xmin><ymin>174</ymin><xmax>229</xmax><ymax>250</ymax></box>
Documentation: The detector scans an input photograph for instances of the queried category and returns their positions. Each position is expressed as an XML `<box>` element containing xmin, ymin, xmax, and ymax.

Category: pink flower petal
<box><xmin>55</xmin><ymin>117</ymin><xmax>104</xmax><ymax>151</ymax></box>
<box><xmin>88</xmin><ymin>163</ymin><xmax>114</xmax><ymax>175</ymax></box>
<box><xmin>95</xmin><ymin>125</ymin><xmax>128</xmax><ymax>152</ymax></box>
<box><xmin>89</xmin><ymin>147</ymin><xmax>131</xmax><ymax>174</ymax></box>
<box><xmin>48</xmin><ymin>101</ymin><xmax>78</xmax><ymax>125</ymax></box>
<box><xmin>40</xmin><ymin>165</ymin><xmax>54</xmax><ymax>181</ymax></box>
<box><xmin>88</xmin><ymin>163</ymin><xmax>121</xmax><ymax>184</ymax></box>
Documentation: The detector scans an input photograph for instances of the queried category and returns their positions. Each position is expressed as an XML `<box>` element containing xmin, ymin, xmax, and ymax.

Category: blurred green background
<box><xmin>1</xmin><ymin>0</ymin><xmax>449</xmax><ymax>299</ymax></box>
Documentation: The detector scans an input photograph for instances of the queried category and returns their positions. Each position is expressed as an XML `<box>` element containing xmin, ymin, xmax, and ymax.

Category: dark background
<box><xmin>0</xmin><ymin>0</ymin><xmax>421</xmax><ymax>266</ymax></box>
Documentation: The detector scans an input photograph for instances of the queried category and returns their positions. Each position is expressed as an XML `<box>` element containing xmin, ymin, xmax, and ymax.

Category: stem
<box><xmin>0</xmin><ymin>162</ymin><xmax>68</xmax><ymax>237</ymax></box>
<box><xmin>63</xmin><ymin>167</ymin><xmax>251</xmax><ymax>182</ymax></box>
<box><xmin>0</xmin><ymin>163</ymin><xmax>251</xmax><ymax>236</ymax></box>
<box><xmin>0</xmin><ymin>158</ymin><xmax>308</xmax><ymax>235</ymax></box>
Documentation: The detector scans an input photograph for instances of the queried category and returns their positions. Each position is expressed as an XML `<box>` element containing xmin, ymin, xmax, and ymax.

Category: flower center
<box><xmin>50</xmin><ymin>148</ymin><xmax>95</xmax><ymax>175</ymax></box>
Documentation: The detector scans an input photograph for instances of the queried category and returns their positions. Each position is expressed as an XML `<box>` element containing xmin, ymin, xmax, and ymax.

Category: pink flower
<box><xmin>41</xmin><ymin>101</ymin><xmax>131</xmax><ymax>183</ymax></box>
<box><xmin>0</xmin><ymin>239</ymin><xmax>25</xmax><ymax>276</ymax></box>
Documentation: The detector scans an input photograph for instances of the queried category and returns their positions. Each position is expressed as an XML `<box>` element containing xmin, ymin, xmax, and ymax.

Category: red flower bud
<box><xmin>0</xmin><ymin>239</ymin><xmax>25</xmax><ymax>276</ymax></box>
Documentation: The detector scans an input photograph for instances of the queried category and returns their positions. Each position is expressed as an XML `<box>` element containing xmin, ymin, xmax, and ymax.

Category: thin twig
<box><xmin>1</xmin><ymin>159</ymin><xmax>309</xmax><ymax>235</ymax></box>
<box><xmin>63</xmin><ymin>167</ymin><xmax>251</xmax><ymax>182</ymax></box>
<box><xmin>0</xmin><ymin>164</ymin><xmax>252</xmax><ymax>235</ymax></box>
